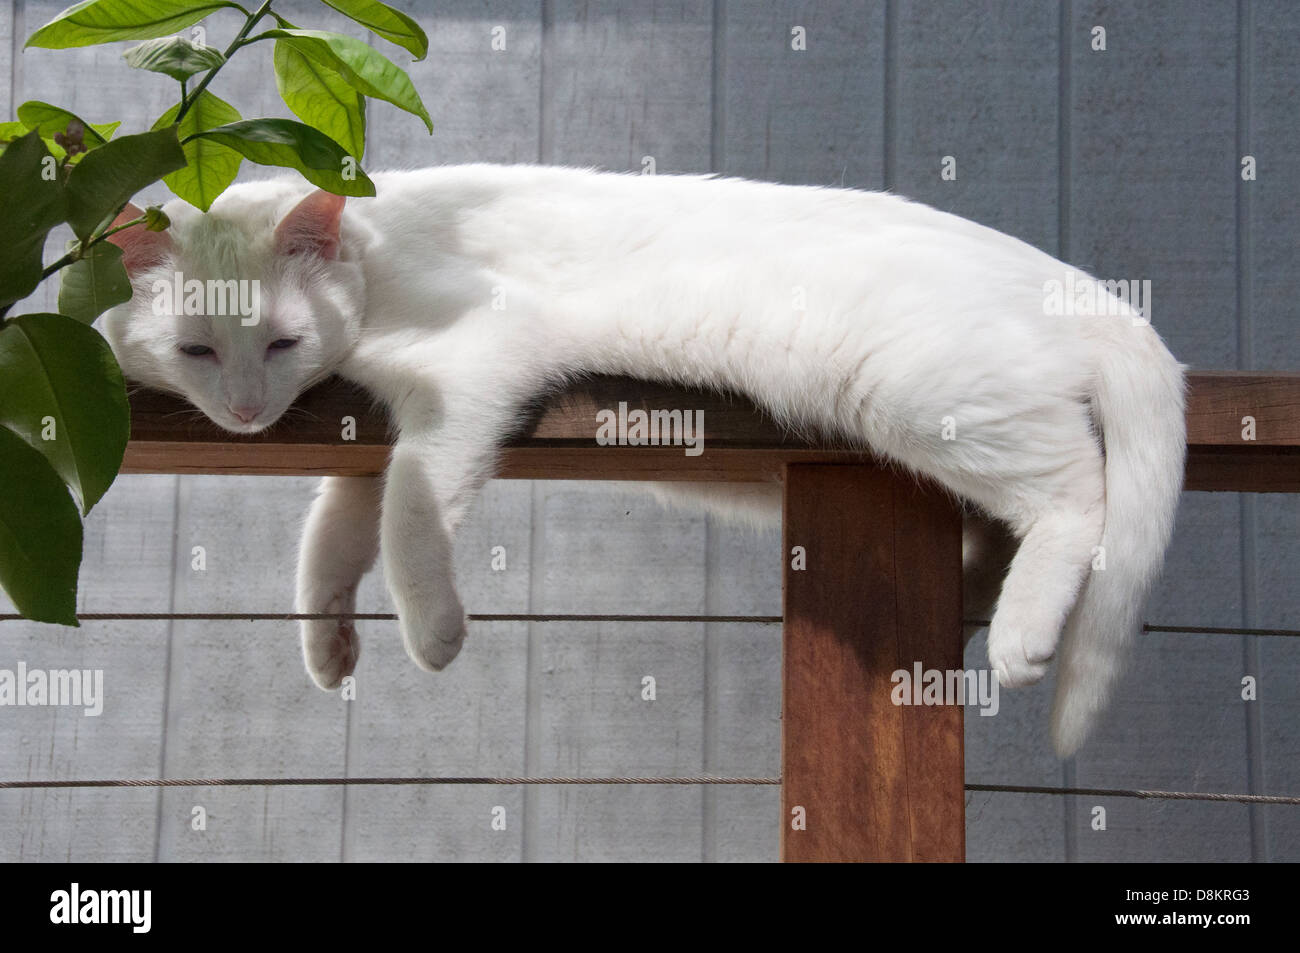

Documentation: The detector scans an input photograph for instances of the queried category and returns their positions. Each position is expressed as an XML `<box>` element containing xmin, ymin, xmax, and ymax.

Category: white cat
<box><xmin>100</xmin><ymin>165</ymin><xmax>1186</xmax><ymax>755</ymax></box>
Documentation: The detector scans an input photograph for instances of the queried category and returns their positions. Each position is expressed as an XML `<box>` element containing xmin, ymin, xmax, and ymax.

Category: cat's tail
<box><xmin>1050</xmin><ymin>315</ymin><xmax>1187</xmax><ymax>756</ymax></box>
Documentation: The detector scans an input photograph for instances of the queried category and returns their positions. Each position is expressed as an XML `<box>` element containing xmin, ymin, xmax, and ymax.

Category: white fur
<box><xmin>101</xmin><ymin>165</ymin><xmax>1187</xmax><ymax>755</ymax></box>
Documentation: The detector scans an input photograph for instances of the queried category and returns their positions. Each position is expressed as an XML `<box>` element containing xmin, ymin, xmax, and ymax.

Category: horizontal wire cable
<box><xmin>963</xmin><ymin>620</ymin><xmax>1299</xmax><ymax>638</ymax></box>
<box><xmin>1</xmin><ymin>777</ymin><xmax>1296</xmax><ymax>805</ymax></box>
<box><xmin>0</xmin><ymin>613</ymin><xmax>1295</xmax><ymax>637</ymax></box>
<box><xmin>1141</xmin><ymin>624</ymin><xmax>1299</xmax><ymax>638</ymax></box>
<box><xmin>967</xmin><ymin>783</ymin><xmax>1300</xmax><ymax>806</ymax></box>
<box><xmin>0</xmin><ymin>612</ymin><xmax>782</xmax><ymax>624</ymax></box>
<box><xmin>0</xmin><ymin>776</ymin><xmax>781</xmax><ymax>789</ymax></box>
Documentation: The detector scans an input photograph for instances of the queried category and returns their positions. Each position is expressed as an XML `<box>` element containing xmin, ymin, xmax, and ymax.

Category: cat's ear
<box><xmin>104</xmin><ymin>203</ymin><xmax>174</xmax><ymax>276</ymax></box>
<box><xmin>274</xmin><ymin>189</ymin><xmax>346</xmax><ymax>260</ymax></box>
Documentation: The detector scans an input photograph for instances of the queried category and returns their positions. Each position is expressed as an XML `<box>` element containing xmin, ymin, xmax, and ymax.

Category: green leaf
<box><xmin>16</xmin><ymin>101</ymin><xmax>117</xmax><ymax>150</ymax></box>
<box><xmin>152</xmin><ymin>92</ymin><xmax>242</xmax><ymax>211</ymax></box>
<box><xmin>0</xmin><ymin>120</ymin><xmax>31</xmax><ymax>144</ymax></box>
<box><xmin>15</xmin><ymin>103</ymin><xmax>121</xmax><ymax>164</ymax></box>
<box><xmin>11</xmin><ymin>121</ymin><xmax>122</xmax><ymax>164</ymax></box>
<box><xmin>26</xmin><ymin>0</ymin><xmax>240</xmax><ymax>49</ymax></box>
<box><xmin>318</xmin><ymin>0</ymin><xmax>428</xmax><ymax>60</ymax></box>
<box><xmin>57</xmin><ymin>242</ymin><xmax>132</xmax><ymax>323</ymax></box>
<box><xmin>123</xmin><ymin>34</ymin><xmax>226</xmax><ymax>81</ymax></box>
<box><xmin>64</xmin><ymin>127</ymin><xmax>187</xmax><ymax>239</ymax></box>
<box><xmin>0</xmin><ymin>314</ymin><xmax>129</xmax><ymax>515</ymax></box>
<box><xmin>273</xmin><ymin>38</ymin><xmax>366</xmax><ymax>160</ymax></box>
<box><xmin>259</xmin><ymin>29</ymin><xmax>431</xmax><ymax>133</ymax></box>
<box><xmin>0</xmin><ymin>426</ymin><xmax>82</xmax><ymax>626</ymax></box>
<box><xmin>41</xmin><ymin>133</ymin><xmax>121</xmax><ymax>165</ymax></box>
<box><xmin>0</xmin><ymin>132</ymin><xmax>66</xmax><ymax>309</ymax></box>
<box><xmin>186</xmin><ymin>118</ymin><xmax>376</xmax><ymax>196</ymax></box>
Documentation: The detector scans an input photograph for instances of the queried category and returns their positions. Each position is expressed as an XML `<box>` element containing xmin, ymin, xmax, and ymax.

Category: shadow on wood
<box><xmin>123</xmin><ymin>372</ymin><xmax>1300</xmax><ymax>490</ymax></box>
<box><xmin>782</xmin><ymin>465</ymin><xmax>964</xmax><ymax>862</ymax></box>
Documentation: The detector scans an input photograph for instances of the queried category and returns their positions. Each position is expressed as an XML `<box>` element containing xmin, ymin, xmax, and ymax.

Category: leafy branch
<box><xmin>0</xmin><ymin>0</ymin><xmax>431</xmax><ymax>624</ymax></box>
<box><xmin>175</xmin><ymin>0</ymin><xmax>275</xmax><ymax>122</ymax></box>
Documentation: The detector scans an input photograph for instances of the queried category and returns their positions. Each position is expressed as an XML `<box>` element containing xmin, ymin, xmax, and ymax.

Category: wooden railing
<box><xmin>121</xmin><ymin>371</ymin><xmax>1300</xmax><ymax>862</ymax></box>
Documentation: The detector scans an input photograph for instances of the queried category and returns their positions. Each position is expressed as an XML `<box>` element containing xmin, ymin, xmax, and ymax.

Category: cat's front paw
<box><xmin>986</xmin><ymin>620</ymin><xmax>1053</xmax><ymax>689</ymax></box>
<box><xmin>300</xmin><ymin>593</ymin><xmax>361</xmax><ymax>690</ymax></box>
<box><xmin>399</xmin><ymin>599</ymin><xmax>467</xmax><ymax>673</ymax></box>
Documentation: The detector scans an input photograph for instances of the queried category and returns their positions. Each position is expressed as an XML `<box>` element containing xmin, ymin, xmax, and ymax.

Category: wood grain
<box><xmin>122</xmin><ymin>372</ymin><xmax>1300</xmax><ymax>489</ymax></box>
<box><xmin>781</xmin><ymin>465</ymin><xmax>964</xmax><ymax>862</ymax></box>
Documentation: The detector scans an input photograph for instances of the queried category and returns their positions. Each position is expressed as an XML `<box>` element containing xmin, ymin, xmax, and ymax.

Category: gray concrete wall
<box><xmin>1</xmin><ymin>0</ymin><xmax>1296</xmax><ymax>861</ymax></box>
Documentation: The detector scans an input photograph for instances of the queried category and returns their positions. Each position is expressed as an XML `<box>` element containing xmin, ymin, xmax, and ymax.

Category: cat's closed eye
<box><xmin>179</xmin><ymin>344</ymin><xmax>214</xmax><ymax>357</ymax></box>
<box><xmin>268</xmin><ymin>338</ymin><xmax>299</xmax><ymax>351</ymax></box>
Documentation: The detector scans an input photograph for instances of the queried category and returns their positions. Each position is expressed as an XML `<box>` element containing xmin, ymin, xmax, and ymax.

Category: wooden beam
<box><xmin>781</xmin><ymin>465</ymin><xmax>965</xmax><ymax>861</ymax></box>
<box><xmin>1183</xmin><ymin>370</ymin><xmax>1300</xmax><ymax>445</ymax></box>
<box><xmin>121</xmin><ymin>372</ymin><xmax>1300</xmax><ymax>488</ymax></box>
<box><xmin>1184</xmin><ymin>446</ymin><xmax>1300</xmax><ymax>493</ymax></box>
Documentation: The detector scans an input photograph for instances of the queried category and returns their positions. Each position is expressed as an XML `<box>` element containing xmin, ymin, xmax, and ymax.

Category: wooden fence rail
<box><xmin>120</xmin><ymin>370</ymin><xmax>1300</xmax><ymax>862</ymax></box>
<box><xmin>125</xmin><ymin>371</ymin><xmax>1300</xmax><ymax>489</ymax></box>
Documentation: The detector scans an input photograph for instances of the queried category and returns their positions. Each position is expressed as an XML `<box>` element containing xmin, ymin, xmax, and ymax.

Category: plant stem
<box><xmin>37</xmin><ymin>215</ymin><xmax>147</xmax><ymax>283</ymax></box>
<box><xmin>236</xmin><ymin>30</ymin><xmax>283</xmax><ymax>47</ymax></box>
<box><xmin>96</xmin><ymin>215</ymin><xmax>149</xmax><ymax>244</ymax></box>
<box><xmin>176</xmin><ymin>0</ymin><xmax>276</xmax><ymax>122</ymax></box>
<box><xmin>40</xmin><ymin>249</ymin><xmax>81</xmax><ymax>283</ymax></box>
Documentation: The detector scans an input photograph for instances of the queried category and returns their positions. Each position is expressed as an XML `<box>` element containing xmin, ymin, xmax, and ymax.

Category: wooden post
<box><xmin>781</xmin><ymin>465</ymin><xmax>965</xmax><ymax>862</ymax></box>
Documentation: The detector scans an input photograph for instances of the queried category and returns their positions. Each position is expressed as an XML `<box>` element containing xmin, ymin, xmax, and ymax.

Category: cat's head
<box><xmin>99</xmin><ymin>185</ymin><xmax>365</xmax><ymax>434</ymax></box>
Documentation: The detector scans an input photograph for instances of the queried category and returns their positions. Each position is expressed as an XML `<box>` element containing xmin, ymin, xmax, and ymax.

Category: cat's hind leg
<box><xmin>982</xmin><ymin>451</ymin><xmax>1106</xmax><ymax>689</ymax></box>
<box><xmin>295</xmin><ymin>476</ymin><xmax>382</xmax><ymax>689</ymax></box>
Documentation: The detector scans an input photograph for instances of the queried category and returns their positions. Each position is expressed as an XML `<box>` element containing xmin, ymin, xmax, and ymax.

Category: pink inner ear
<box><xmin>104</xmin><ymin>203</ymin><xmax>174</xmax><ymax>276</ymax></box>
<box><xmin>274</xmin><ymin>190</ymin><xmax>346</xmax><ymax>260</ymax></box>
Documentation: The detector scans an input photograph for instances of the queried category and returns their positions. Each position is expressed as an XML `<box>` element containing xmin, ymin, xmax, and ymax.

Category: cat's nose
<box><xmin>230</xmin><ymin>405</ymin><xmax>263</xmax><ymax>423</ymax></box>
